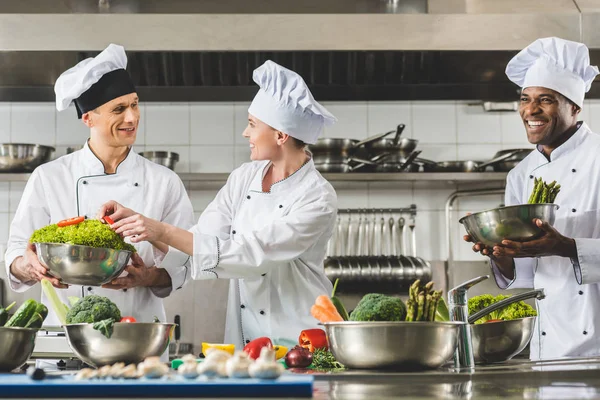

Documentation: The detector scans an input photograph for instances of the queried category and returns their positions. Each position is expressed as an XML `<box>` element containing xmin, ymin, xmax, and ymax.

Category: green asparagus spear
<box><xmin>423</xmin><ymin>294</ymin><xmax>432</xmax><ymax>320</ymax></box>
<box><xmin>416</xmin><ymin>293</ymin><xmax>425</xmax><ymax>321</ymax></box>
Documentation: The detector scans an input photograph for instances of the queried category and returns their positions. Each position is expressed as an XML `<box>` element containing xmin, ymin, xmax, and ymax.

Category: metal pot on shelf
<box><xmin>373</xmin><ymin>150</ymin><xmax>422</xmax><ymax>173</ymax></box>
<box><xmin>356</xmin><ymin>124</ymin><xmax>418</xmax><ymax>157</ymax></box>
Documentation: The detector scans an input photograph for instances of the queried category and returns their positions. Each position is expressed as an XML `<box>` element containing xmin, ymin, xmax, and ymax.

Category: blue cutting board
<box><xmin>0</xmin><ymin>374</ymin><xmax>313</xmax><ymax>398</ymax></box>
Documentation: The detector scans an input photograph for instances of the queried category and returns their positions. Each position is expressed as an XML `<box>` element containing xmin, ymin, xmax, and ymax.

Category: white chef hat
<box><xmin>54</xmin><ymin>43</ymin><xmax>136</xmax><ymax>118</ymax></box>
<box><xmin>248</xmin><ymin>60</ymin><xmax>336</xmax><ymax>144</ymax></box>
<box><xmin>505</xmin><ymin>37</ymin><xmax>599</xmax><ymax>108</ymax></box>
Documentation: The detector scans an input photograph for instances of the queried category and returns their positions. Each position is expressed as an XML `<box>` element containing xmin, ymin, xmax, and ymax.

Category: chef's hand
<box><xmin>102</xmin><ymin>253</ymin><xmax>171</xmax><ymax>290</ymax></box>
<box><xmin>96</xmin><ymin>200</ymin><xmax>136</xmax><ymax>224</ymax></box>
<box><xmin>463</xmin><ymin>234</ymin><xmax>495</xmax><ymax>257</ymax></box>
<box><xmin>9</xmin><ymin>243</ymin><xmax>67</xmax><ymax>288</ymax></box>
<box><xmin>112</xmin><ymin>213</ymin><xmax>166</xmax><ymax>243</ymax></box>
<box><xmin>492</xmin><ymin>218</ymin><xmax>577</xmax><ymax>258</ymax></box>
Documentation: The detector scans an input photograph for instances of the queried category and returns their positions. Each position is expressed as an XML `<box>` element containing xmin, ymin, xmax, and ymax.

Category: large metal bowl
<box><xmin>64</xmin><ymin>323</ymin><xmax>176</xmax><ymax>367</ymax></box>
<box><xmin>459</xmin><ymin>204</ymin><xmax>559</xmax><ymax>248</ymax></box>
<box><xmin>139</xmin><ymin>151</ymin><xmax>179</xmax><ymax>170</ymax></box>
<box><xmin>471</xmin><ymin>317</ymin><xmax>536</xmax><ymax>364</ymax></box>
<box><xmin>323</xmin><ymin>321</ymin><xmax>462</xmax><ymax>370</ymax></box>
<box><xmin>0</xmin><ymin>327</ymin><xmax>38</xmax><ymax>371</ymax></box>
<box><xmin>34</xmin><ymin>243</ymin><xmax>132</xmax><ymax>286</ymax></box>
<box><xmin>0</xmin><ymin>143</ymin><xmax>55</xmax><ymax>172</ymax></box>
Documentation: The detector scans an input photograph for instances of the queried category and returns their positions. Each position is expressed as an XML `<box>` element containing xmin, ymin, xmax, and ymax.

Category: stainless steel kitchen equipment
<box><xmin>487</xmin><ymin>149</ymin><xmax>532</xmax><ymax>172</ymax></box>
<box><xmin>470</xmin><ymin>317</ymin><xmax>536</xmax><ymax>364</ymax></box>
<box><xmin>0</xmin><ymin>143</ymin><xmax>55</xmax><ymax>173</ymax></box>
<box><xmin>139</xmin><ymin>151</ymin><xmax>179</xmax><ymax>170</ymax></box>
<box><xmin>0</xmin><ymin>327</ymin><xmax>38</xmax><ymax>372</ymax></box>
<box><xmin>421</xmin><ymin>160</ymin><xmax>484</xmax><ymax>173</ymax></box>
<box><xmin>63</xmin><ymin>322</ymin><xmax>175</xmax><ymax>367</ymax></box>
<box><xmin>323</xmin><ymin>321</ymin><xmax>462</xmax><ymax>370</ymax></box>
<box><xmin>356</xmin><ymin>124</ymin><xmax>418</xmax><ymax>156</ymax></box>
<box><xmin>34</xmin><ymin>243</ymin><xmax>132</xmax><ymax>286</ymax></box>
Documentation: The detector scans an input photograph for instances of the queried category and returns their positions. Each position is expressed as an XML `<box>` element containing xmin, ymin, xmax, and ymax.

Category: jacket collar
<box><xmin>250</xmin><ymin>154</ymin><xmax>314</xmax><ymax>194</ymax></box>
<box><xmin>80</xmin><ymin>140</ymin><xmax>139</xmax><ymax>175</ymax></box>
<box><xmin>535</xmin><ymin>121</ymin><xmax>590</xmax><ymax>162</ymax></box>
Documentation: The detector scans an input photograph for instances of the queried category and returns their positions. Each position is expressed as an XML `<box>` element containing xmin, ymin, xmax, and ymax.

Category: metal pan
<box><xmin>356</xmin><ymin>124</ymin><xmax>419</xmax><ymax>155</ymax></box>
<box><xmin>373</xmin><ymin>150</ymin><xmax>422</xmax><ymax>172</ymax></box>
<box><xmin>422</xmin><ymin>160</ymin><xmax>484</xmax><ymax>173</ymax></box>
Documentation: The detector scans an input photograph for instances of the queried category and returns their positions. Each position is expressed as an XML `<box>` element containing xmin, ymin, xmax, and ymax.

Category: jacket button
<box><xmin>245</xmin><ymin>339</ymin><xmax>250</xmax><ymax>344</ymax></box>
<box><xmin>572</xmin><ymin>208</ymin><xmax>577</xmax><ymax>213</ymax></box>
<box><xmin>579</xmin><ymin>290</ymin><xmax>584</xmax><ymax>295</ymax></box>
<box><xmin>134</xmin><ymin>182</ymin><xmax>139</xmax><ymax>187</ymax></box>
<box><xmin>232</xmin><ymin>230</ymin><xmax>236</xmax><ymax>235</ymax></box>
<box><xmin>572</xmin><ymin>168</ymin><xmax>577</xmax><ymax>173</ymax></box>
<box><xmin>279</xmin><ymin>205</ymin><xmax>283</xmax><ymax>208</ymax></box>
<box><xmin>259</xmin><ymin>310</ymin><xmax>265</xmax><ymax>315</ymax></box>
<box><xmin>247</xmin><ymin>195</ymin><xmax>251</xmax><ymax>200</ymax></box>
<box><xmin>542</xmin><ymin>331</ymin><xmax>546</xmax><ymax>336</ymax></box>
<box><xmin>240</xmin><ymin>304</ymin><xmax>245</xmax><ymax>309</ymax></box>
<box><xmin>82</xmin><ymin>180</ymin><xmax>88</xmax><ymax>185</ymax></box>
<box><xmin>529</xmin><ymin>175</ymin><xmax>534</xmax><ymax>179</ymax></box>
<box><xmin>261</xmin><ymin>273</ymin><xmax>266</xmax><ymax>277</ymax></box>
<box><xmin>584</xmin><ymin>331</ymin><xmax>588</xmax><ymax>335</ymax></box>
<box><xmin>87</xmin><ymin>287</ymin><xmax>92</xmax><ymax>291</ymax></box>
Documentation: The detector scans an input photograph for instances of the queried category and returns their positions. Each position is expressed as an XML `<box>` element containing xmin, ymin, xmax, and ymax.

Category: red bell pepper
<box><xmin>299</xmin><ymin>329</ymin><xmax>328</xmax><ymax>352</ymax></box>
<box><xmin>243</xmin><ymin>337</ymin><xmax>273</xmax><ymax>360</ymax></box>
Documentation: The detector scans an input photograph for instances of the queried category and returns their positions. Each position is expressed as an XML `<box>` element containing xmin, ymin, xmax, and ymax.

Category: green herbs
<box><xmin>311</xmin><ymin>348</ymin><xmax>344</xmax><ymax>371</ymax></box>
<box><xmin>30</xmin><ymin>219</ymin><xmax>136</xmax><ymax>252</ymax></box>
<box><xmin>528</xmin><ymin>178</ymin><xmax>561</xmax><ymax>204</ymax></box>
<box><xmin>468</xmin><ymin>294</ymin><xmax>537</xmax><ymax>324</ymax></box>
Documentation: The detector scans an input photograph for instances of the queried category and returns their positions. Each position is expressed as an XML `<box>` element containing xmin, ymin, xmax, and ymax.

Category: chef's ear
<box><xmin>572</xmin><ymin>104</ymin><xmax>581</xmax><ymax>116</ymax></box>
<box><xmin>275</xmin><ymin>130</ymin><xmax>291</xmax><ymax>146</ymax></box>
<box><xmin>82</xmin><ymin>111</ymin><xmax>94</xmax><ymax>128</ymax></box>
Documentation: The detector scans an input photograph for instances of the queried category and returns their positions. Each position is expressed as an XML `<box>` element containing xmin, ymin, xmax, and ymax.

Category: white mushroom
<box><xmin>204</xmin><ymin>348</ymin><xmax>232</xmax><ymax>363</ymax></box>
<box><xmin>138</xmin><ymin>356</ymin><xmax>169</xmax><ymax>379</ymax></box>
<box><xmin>75</xmin><ymin>368</ymin><xmax>97</xmax><ymax>381</ymax></box>
<box><xmin>225</xmin><ymin>351</ymin><xmax>252</xmax><ymax>379</ymax></box>
<box><xmin>248</xmin><ymin>347</ymin><xmax>284</xmax><ymax>380</ymax></box>
<box><xmin>121</xmin><ymin>364</ymin><xmax>139</xmax><ymax>379</ymax></box>
<box><xmin>109</xmin><ymin>362</ymin><xmax>126</xmax><ymax>378</ymax></box>
<box><xmin>197</xmin><ymin>358</ymin><xmax>228</xmax><ymax>378</ymax></box>
<box><xmin>178</xmin><ymin>355</ymin><xmax>199</xmax><ymax>379</ymax></box>
<box><xmin>97</xmin><ymin>365</ymin><xmax>112</xmax><ymax>378</ymax></box>
<box><xmin>181</xmin><ymin>354</ymin><xmax>196</xmax><ymax>364</ymax></box>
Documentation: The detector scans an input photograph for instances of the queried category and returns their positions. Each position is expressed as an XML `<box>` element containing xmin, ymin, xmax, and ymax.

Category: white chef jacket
<box><xmin>167</xmin><ymin>157</ymin><xmax>336</xmax><ymax>348</ymax></box>
<box><xmin>491</xmin><ymin>122</ymin><xmax>600</xmax><ymax>360</ymax></box>
<box><xmin>5</xmin><ymin>141</ymin><xmax>195</xmax><ymax>326</ymax></box>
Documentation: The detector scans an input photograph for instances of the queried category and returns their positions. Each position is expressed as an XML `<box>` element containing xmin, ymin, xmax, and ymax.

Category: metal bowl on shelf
<box><xmin>0</xmin><ymin>143</ymin><xmax>55</xmax><ymax>172</ymax></box>
<box><xmin>459</xmin><ymin>204</ymin><xmax>559</xmax><ymax>248</ymax></box>
<box><xmin>34</xmin><ymin>243</ymin><xmax>132</xmax><ymax>286</ymax></box>
<box><xmin>323</xmin><ymin>321</ymin><xmax>462</xmax><ymax>370</ymax></box>
<box><xmin>64</xmin><ymin>323</ymin><xmax>175</xmax><ymax>367</ymax></box>
<box><xmin>0</xmin><ymin>327</ymin><xmax>38</xmax><ymax>371</ymax></box>
<box><xmin>471</xmin><ymin>317</ymin><xmax>536</xmax><ymax>364</ymax></box>
<box><xmin>139</xmin><ymin>151</ymin><xmax>179</xmax><ymax>170</ymax></box>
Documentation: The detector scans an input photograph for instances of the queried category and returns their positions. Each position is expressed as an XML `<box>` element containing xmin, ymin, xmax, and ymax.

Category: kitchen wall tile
<box><xmin>417</xmin><ymin>144</ymin><xmax>458</xmax><ymax>162</ymax></box>
<box><xmin>500</xmin><ymin>112</ymin><xmax>527</xmax><ymax>144</ymax></box>
<box><xmin>11</xmin><ymin>103</ymin><xmax>56</xmax><ymax>146</ymax></box>
<box><xmin>456</xmin><ymin>194</ymin><xmax>504</xmax><ymax>213</ymax></box>
<box><xmin>412</xmin><ymin>101</ymin><xmax>456</xmax><ymax>144</ymax></box>
<box><xmin>456</xmin><ymin>103</ymin><xmax>501</xmax><ymax>144</ymax></box>
<box><xmin>0</xmin><ymin>214</ymin><xmax>7</xmax><ymax>245</ymax></box>
<box><xmin>189</xmin><ymin>146</ymin><xmax>234</xmax><ymax>173</ymax></box>
<box><xmin>367</xmin><ymin>101</ymin><xmax>412</xmax><ymax>138</ymax></box>
<box><xmin>457</xmin><ymin>144</ymin><xmax>500</xmax><ymax>161</ymax></box>
<box><xmin>587</xmin><ymin>101</ymin><xmax>600</xmax><ymax>132</ymax></box>
<box><xmin>456</xmin><ymin>229</ymin><xmax>488</xmax><ymax>261</ymax></box>
<box><xmin>56</xmin><ymin>107</ymin><xmax>89</xmax><ymax>146</ymax></box>
<box><xmin>321</xmin><ymin>102</ymin><xmax>368</xmax><ymax>140</ymax></box>
<box><xmin>0</xmin><ymin>183</ymin><xmax>9</xmax><ymax>213</ymax></box>
<box><xmin>234</xmin><ymin>145</ymin><xmax>251</xmax><ymax>167</ymax></box>
<box><xmin>414</xmin><ymin>211</ymin><xmax>447</xmax><ymax>260</ymax></box>
<box><xmin>0</xmin><ymin>104</ymin><xmax>10</xmax><ymax>143</ymax></box>
<box><xmin>144</xmin><ymin>145</ymin><xmax>190</xmax><ymax>173</ymax></box>
<box><xmin>234</xmin><ymin>102</ymin><xmax>251</xmax><ymax>145</ymax></box>
<box><xmin>190</xmin><ymin>103</ymin><xmax>235</xmax><ymax>145</ymax></box>
<box><xmin>578</xmin><ymin>101</ymin><xmax>588</xmax><ymax>123</ymax></box>
<box><xmin>52</xmin><ymin>146</ymin><xmax>74</xmax><ymax>161</ymax></box>
<box><xmin>9</xmin><ymin>182</ymin><xmax>26</xmax><ymax>213</ymax></box>
<box><xmin>367</xmin><ymin>182</ymin><xmax>414</xmax><ymax>208</ymax></box>
<box><xmin>189</xmin><ymin>189</ymin><xmax>219</xmax><ymax>212</ymax></box>
<box><xmin>136</xmin><ymin>103</ymin><xmax>146</xmax><ymax>145</ymax></box>
<box><xmin>145</xmin><ymin>104</ymin><xmax>190</xmax><ymax>145</ymax></box>
<box><xmin>336</xmin><ymin>184</ymin><xmax>369</xmax><ymax>209</ymax></box>
<box><xmin>192</xmin><ymin>279</ymin><xmax>230</xmax><ymax>345</ymax></box>
<box><xmin>412</xmin><ymin>185</ymin><xmax>457</xmax><ymax>211</ymax></box>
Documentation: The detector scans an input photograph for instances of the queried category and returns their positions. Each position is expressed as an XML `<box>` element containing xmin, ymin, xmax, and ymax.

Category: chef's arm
<box><xmin>569</xmin><ymin>238</ymin><xmax>600</xmax><ymax>285</ymax></box>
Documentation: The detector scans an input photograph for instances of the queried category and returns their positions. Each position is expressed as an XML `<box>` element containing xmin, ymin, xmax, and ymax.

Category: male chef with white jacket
<box><xmin>5</xmin><ymin>44</ymin><xmax>195</xmax><ymax>326</ymax></box>
<box><xmin>466</xmin><ymin>37</ymin><xmax>600</xmax><ymax>360</ymax></box>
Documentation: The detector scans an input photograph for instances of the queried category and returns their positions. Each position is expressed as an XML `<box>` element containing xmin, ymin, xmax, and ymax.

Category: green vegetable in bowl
<box><xmin>66</xmin><ymin>295</ymin><xmax>121</xmax><ymax>325</ymax></box>
<box><xmin>30</xmin><ymin>219</ymin><xmax>135</xmax><ymax>252</ymax></box>
<box><xmin>350</xmin><ymin>293</ymin><xmax>407</xmax><ymax>322</ymax></box>
<box><xmin>468</xmin><ymin>294</ymin><xmax>537</xmax><ymax>324</ymax></box>
<box><xmin>528</xmin><ymin>178</ymin><xmax>561</xmax><ymax>204</ymax></box>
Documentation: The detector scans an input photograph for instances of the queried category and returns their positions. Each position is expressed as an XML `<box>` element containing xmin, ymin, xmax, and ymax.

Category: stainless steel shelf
<box><xmin>0</xmin><ymin>172</ymin><xmax>509</xmax><ymax>183</ymax></box>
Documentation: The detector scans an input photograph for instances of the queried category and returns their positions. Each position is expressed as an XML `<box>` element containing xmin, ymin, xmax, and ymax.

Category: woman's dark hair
<box><xmin>291</xmin><ymin>137</ymin><xmax>306</xmax><ymax>149</ymax></box>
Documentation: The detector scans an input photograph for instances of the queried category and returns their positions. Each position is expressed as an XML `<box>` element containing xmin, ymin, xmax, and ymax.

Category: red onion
<box><xmin>284</xmin><ymin>345</ymin><xmax>313</xmax><ymax>368</ymax></box>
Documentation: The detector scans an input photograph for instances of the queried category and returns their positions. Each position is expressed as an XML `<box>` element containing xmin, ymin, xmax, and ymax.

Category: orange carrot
<box><xmin>316</xmin><ymin>295</ymin><xmax>342</xmax><ymax>317</ymax></box>
<box><xmin>311</xmin><ymin>304</ymin><xmax>343</xmax><ymax>323</ymax></box>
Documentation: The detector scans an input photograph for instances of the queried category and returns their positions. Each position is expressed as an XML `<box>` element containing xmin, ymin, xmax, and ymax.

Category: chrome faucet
<box><xmin>468</xmin><ymin>288</ymin><xmax>545</xmax><ymax>324</ymax></box>
<box><xmin>448</xmin><ymin>275</ymin><xmax>489</xmax><ymax>371</ymax></box>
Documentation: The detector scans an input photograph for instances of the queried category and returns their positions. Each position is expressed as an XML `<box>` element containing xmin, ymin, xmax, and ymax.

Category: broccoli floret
<box><xmin>66</xmin><ymin>295</ymin><xmax>121</xmax><ymax>324</ymax></box>
<box><xmin>349</xmin><ymin>293</ymin><xmax>407</xmax><ymax>322</ymax></box>
<box><xmin>31</xmin><ymin>219</ymin><xmax>136</xmax><ymax>252</ymax></box>
<box><xmin>468</xmin><ymin>294</ymin><xmax>537</xmax><ymax>324</ymax></box>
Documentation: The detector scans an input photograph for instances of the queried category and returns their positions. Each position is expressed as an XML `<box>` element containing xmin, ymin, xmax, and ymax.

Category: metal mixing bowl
<box><xmin>34</xmin><ymin>243</ymin><xmax>132</xmax><ymax>286</ymax></box>
<box><xmin>471</xmin><ymin>317</ymin><xmax>536</xmax><ymax>364</ymax></box>
<box><xmin>459</xmin><ymin>204</ymin><xmax>559</xmax><ymax>248</ymax></box>
<box><xmin>0</xmin><ymin>327</ymin><xmax>38</xmax><ymax>371</ymax></box>
<box><xmin>323</xmin><ymin>321</ymin><xmax>462</xmax><ymax>370</ymax></box>
<box><xmin>139</xmin><ymin>151</ymin><xmax>179</xmax><ymax>170</ymax></box>
<box><xmin>0</xmin><ymin>143</ymin><xmax>55</xmax><ymax>172</ymax></box>
<box><xmin>64</xmin><ymin>323</ymin><xmax>176</xmax><ymax>367</ymax></box>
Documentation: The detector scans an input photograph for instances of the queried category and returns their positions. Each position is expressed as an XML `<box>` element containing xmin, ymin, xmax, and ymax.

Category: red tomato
<box><xmin>57</xmin><ymin>216</ymin><xmax>85</xmax><ymax>227</ymax></box>
<box><xmin>485</xmin><ymin>319</ymin><xmax>503</xmax><ymax>323</ymax></box>
<box><xmin>120</xmin><ymin>316</ymin><xmax>137</xmax><ymax>323</ymax></box>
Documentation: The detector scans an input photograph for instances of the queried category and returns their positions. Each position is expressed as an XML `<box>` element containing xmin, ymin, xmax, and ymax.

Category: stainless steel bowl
<box><xmin>0</xmin><ymin>143</ymin><xmax>55</xmax><ymax>172</ymax></box>
<box><xmin>323</xmin><ymin>321</ymin><xmax>462</xmax><ymax>370</ymax></box>
<box><xmin>471</xmin><ymin>317</ymin><xmax>536</xmax><ymax>364</ymax></box>
<box><xmin>459</xmin><ymin>204</ymin><xmax>559</xmax><ymax>248</ymax></box>
<box><xmin>34</xmin><ymin>243</ymin><xmax>132</xmax><ymax>286</ymax></box>
<box><xmin>139</xmin><ymin>151</ymin><xmax>179</xmax><ymax>170</ymax></box>
<box><xmin>0</xmin><ymin>327</ymin><xmax>38</xmax><ymax>371</ymax></box>
<box><xmin>64</xmin><ymin>323</ymin><xmax>176</xmax><ymax>367</ymax></box>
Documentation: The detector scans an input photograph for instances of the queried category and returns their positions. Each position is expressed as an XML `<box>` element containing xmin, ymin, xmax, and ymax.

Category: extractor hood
<box><xmin>0</xmin><ymin>0</ymin><xmax>599</xmax><ymax>102</ymax></box>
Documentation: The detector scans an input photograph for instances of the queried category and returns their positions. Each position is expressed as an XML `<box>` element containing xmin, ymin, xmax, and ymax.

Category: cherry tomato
<box><xmin>103</xmin><ymin>216</ymin><xmax>115</xmax><ymax>225</ymax></box>
<box><xmin>57</xmin><ymin>216</ymin><xmax>85</xmax><ymax>227</ymax></box>
<box><xmin>120</xmin><ymin>316</ymin><xmax>137</xmax><ymax>323</ymax></box>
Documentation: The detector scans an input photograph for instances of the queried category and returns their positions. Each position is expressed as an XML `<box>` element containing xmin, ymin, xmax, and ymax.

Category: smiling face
<box><xmin>242</xmin><ymin>114</ymin><xmax>281</xmax><ymax>161</ymax></box>
<box><xmin>518</xmin><ymin>87</ymin><xmax>580</xmax><ymax>147</ymax></box>
<box><xmin>82</xmin><ymin>93</ymin><xmax>140</xmax><ymax>148</ymax></box>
